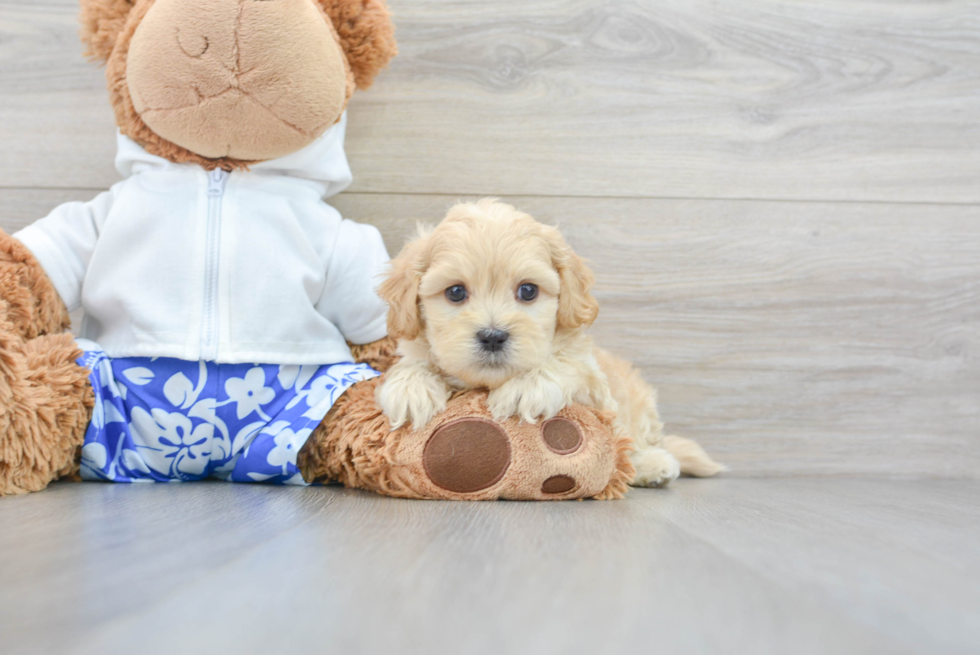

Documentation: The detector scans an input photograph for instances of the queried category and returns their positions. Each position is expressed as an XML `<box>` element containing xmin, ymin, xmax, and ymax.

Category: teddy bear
<box><xmin>0</xmin><ymin>0</ymin><xmax>634</xmax><ymax>500</ymax></box>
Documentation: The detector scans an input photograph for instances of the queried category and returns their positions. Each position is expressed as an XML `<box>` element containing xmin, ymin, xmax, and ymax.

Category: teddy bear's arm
<box><xmin>0</xmin><ymin>229</ymin><xmax>93</xmax><ymax>496</ymax></box>
<box><xmin>0</xmin><ymin>231</ymin><xmax>71</xmax><ymax>340</ymax></box>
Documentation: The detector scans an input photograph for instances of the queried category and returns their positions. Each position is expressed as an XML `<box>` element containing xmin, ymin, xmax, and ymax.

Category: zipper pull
<box><xmin>207</xmin><ymin>168</ymin><xmax>229</xmax><ymax>197</ymax></box>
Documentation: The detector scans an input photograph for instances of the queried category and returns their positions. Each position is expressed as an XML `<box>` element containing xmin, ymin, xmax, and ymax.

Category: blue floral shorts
<box><xmin>75</xmin><ymin>340</ymin><xmax>379</xmax><ymax>485</ymax></box>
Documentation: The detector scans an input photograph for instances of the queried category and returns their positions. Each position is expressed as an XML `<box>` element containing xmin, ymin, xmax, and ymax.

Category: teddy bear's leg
<box><xmin>297</xmin><ymin>377</ymin><xmax>389</xmax><ymax>491</ymax></box>
<box><xmin>0</xmin><ymin>325</ymin><xmax>94</xmax><ymax>496</ymax></box>
<box><xmin>298</xmin><ymin>377</ymin><xmax>634</xmax><ymax>501</ymax></box>
<box><xmin>0</xmin><ymin>230</ymin><xmax>72</xmax><ymax>340</ymax></box>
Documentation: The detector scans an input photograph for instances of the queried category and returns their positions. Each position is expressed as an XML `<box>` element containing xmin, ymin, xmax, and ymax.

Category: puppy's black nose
<box><xmin>477</xmin><ymin>328</ymin><xmax>510</xmax><ymax>353</ymax></box>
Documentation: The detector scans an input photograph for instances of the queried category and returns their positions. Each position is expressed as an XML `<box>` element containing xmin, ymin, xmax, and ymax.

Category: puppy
<box><xmin>376</xmin><ymin>199</ymin><xmax>722</xmax><ymax>487</ymax></box>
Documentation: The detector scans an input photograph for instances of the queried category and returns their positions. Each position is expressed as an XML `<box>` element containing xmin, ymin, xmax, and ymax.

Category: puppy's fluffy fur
<box><xmin>377</xmin><ymin>199</ymin><xmax>722</xmax><ymax>486</ymax></box>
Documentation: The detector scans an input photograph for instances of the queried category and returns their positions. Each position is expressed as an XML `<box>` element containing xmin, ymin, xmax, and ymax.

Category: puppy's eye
<box><xmin>517</xmin><ymin>283</ymin><xmax>539</xmax><ymax>302</ymax></box>
<box><xmin>445</xmin><ymin>285</ymin><xmax>468</xmax><ymax>303</ymax></box>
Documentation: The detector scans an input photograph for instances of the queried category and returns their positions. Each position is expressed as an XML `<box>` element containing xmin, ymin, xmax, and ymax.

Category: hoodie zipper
<box><xmin>201</xmin><ymin>168</ymin><xmax>228</xmax><ymax>361</ymax></box>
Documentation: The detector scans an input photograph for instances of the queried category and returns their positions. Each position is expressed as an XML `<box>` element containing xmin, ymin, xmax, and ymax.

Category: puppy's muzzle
<box><xmin>477</xmin><ymin>328</ymin><xmax>510</xmax><ymax>354</ymax></box>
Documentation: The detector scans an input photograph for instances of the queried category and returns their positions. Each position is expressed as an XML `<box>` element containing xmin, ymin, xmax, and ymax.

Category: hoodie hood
<box><xmin>115</xmin><ymin>112</ymin><xmax>354</xmax><ymax>199</ymax></box>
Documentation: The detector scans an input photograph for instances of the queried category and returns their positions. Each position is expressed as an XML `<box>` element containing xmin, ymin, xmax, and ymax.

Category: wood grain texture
<box><xmin>3</xmin><ymin>188</ymin><xmax>979</xmax><ymax>478</ymax></box>
<box><xmin>0</xmin><ymin>479</ymin><xmax>977</xmax><ymax>654</ymax></box>
<box><xmin>1</xmin><ymin>0</ymin><xmax>980</xmax><ymax>201</ymax></box>
<box><xmin>0</xmin><ymin>2</ymin><xmax>120</xmax><ymax>188</ymax></box>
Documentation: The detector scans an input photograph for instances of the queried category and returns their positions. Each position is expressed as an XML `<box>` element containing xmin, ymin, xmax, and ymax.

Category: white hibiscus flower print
<box><xmin>130</xmin><ymin>406</ymin><xmax>213</xmax><ymax>478</ymax></box>
<box><xmin>304</xmin><ymin>376</ymin><xmax>335</xmax><ymax>409</ymax></box>
<box><xmin>282</xmin><ymin>371</ymin><xmax>347</xmax><ymax>418</ymax></box>
<box><xmin>298</xmin><ymin>375</ymin><xmax>348</xmax><ymax>419</ymax></box>
<box><xmin>262</xmin><ymin>422</ymin><xmax>312</xmax><ymax>475</ymax></box>
<box><xmin>276</xmin><ymin>364</ymin><xmax>318</xmax><ymax>393</ymax></box>
<box><xmin>81</xmin><ymin>442</ymin><xmax>108</xmax><ymax>476</ymax></box>
<box><xmin>225</xmin><ymin>367</ymin><xmax>276</xmax><ymax>420</ymax></box>
<box><xmin>121</xmin><ymin>448</ymin><xmax>152</xmax><ymax>478</ymax></box>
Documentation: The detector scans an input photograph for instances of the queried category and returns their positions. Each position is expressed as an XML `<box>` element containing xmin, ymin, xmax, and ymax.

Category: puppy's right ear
<box><xmin>540</xmin><ymin>224</ymin><xmax>600</xmax><ymax>330</ymax></box>
<box><xmin>80</xmin><ymin>0</ymin><xmax>136</xmax><ymax>62</ymax></box>
<box><xmin>377</xmin><ymin>228</ymin><xmax>431</xmax><ymax>341</ymax></box>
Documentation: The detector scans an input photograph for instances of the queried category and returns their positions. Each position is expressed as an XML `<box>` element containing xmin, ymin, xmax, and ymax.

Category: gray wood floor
<box><xmin>1</xmin><ymin>478</ymin><xmax>978</xmax><ymax>655</ymax></box>
<box><xmin>1</xmin><ymin>1</ymin><xmax>979</xmax><ymax>653</ymax></box>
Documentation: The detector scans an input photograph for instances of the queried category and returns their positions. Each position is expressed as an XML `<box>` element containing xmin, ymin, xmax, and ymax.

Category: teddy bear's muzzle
<box><xmin>125</xmin><ymin>0</ymin><xmax>351</xmax><ymax>161</ymax></box>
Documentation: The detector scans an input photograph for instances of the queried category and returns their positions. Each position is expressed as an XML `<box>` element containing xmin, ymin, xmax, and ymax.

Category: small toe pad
<box><xmin>542</xmin><ymin>418</ymin><xmax>583</xmax><ymax>455</ymax></box>
<box><xmin>541</xmin><ymin>475</ymin><xmax>577</xmax><ymax>494</ymax></box>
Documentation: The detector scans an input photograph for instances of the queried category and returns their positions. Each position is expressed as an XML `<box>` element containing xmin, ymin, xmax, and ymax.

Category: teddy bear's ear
<box><xmin>318</xmin><ymin>0</ymin><xmax>397</xmax><ymax>89</ymax></box>
<box><xmin>79</xmin><ymin>0</ymin><xmax>135</xmax><ymax>63</ymax></box>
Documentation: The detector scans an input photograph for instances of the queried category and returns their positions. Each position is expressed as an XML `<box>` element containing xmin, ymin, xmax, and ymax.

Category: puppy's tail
<box><xmin>663</xmin><ymin>435</ymin><xmax>725</xmax><ymax>477</ymax></box>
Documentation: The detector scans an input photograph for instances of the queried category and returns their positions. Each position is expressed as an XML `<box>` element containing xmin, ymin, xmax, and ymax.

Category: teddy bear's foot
<box><xmin>299</xmin><ymin>377</ymin><xmax>635</xmax><ymax>501</ymax></box>
<box><xmin>416</xmin><ymin>410</ymin><xmax>634</xmax><ymax>500</ymax></box>
<box><xmin>0</xmin><ymin>327</ymin><xmax>94</xmax><ymax>496</ymax></box>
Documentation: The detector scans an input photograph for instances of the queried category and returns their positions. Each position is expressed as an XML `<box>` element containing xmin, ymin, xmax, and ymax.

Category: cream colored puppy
<box><xmin>376</xmin><ymin>199</ymin><xmax>722</xmax><ymax>487</ymax></box>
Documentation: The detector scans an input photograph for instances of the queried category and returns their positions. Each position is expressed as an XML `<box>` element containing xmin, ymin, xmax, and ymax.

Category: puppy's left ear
<box><xmin>541</xmin><ymin>225</ymin><xmax>600</xmax><ymax>330</ymax></box>
<box><xmin>318</xmin><ymin>0</ymin><xmax>397</xmax><ymax>89</ymax></box>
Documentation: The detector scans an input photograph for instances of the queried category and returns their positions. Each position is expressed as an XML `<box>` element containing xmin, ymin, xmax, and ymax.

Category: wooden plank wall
<box><xmin>0</xmin><ymin>0</ymin><xmax>977</xmax><ymax>477</ymax></box>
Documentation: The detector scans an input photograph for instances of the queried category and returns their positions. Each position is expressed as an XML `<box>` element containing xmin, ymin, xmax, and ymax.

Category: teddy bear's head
<box><xmin>79</xmin><ymin>0</ymin><xmax>396</xmax><ymax>169</ymax></box>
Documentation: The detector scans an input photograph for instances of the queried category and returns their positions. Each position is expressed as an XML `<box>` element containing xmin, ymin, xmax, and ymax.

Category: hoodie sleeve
<box><xmin>317</xmin><ymin>219</ymin><xmax>390</xmax><ymax>345</ymax></box>
<box><xmin>13</xmin><ymin>189</ymin><xmax>115</xmax><ymax>312</ymax></box>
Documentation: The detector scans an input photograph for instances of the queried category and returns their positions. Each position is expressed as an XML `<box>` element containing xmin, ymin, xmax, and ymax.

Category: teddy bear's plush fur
<box><xmin>0</xmin><ymin>0</ymin><xmax>634</xmax><ymax>499</ymax></box>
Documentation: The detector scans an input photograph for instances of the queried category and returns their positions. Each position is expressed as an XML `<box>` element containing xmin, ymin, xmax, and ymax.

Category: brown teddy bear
<box><xmin>0</xmin><ymin>0</ymin><xmax>634</xmax><ymax>500</ymax></box>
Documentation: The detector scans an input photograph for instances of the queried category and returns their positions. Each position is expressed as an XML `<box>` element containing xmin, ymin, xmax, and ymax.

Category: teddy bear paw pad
<box><xmin>423</xmin><ymin>418</ymin><xmax>511</xmax><ymax>493</ymax></box>
<box><xmin>541</xmin><ymin>417</ymin><xmax>583</xmax><ymax>455</ymax></box>
<box><xmin>541</xmin><ymin>474</ymin><xmax>577</xmax><ymax>494</ymax></box>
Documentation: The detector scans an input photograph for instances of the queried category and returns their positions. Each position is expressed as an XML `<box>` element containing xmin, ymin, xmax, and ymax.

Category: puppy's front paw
<box><xmin>630</xmin><ymin>447</ymin><xmax>681</xmax><ymax>488</ymax></box>
<box><xmin>377</xmin><ymin>370</ymin><xmax>450</xmax><ymax>430</ymax></box>
<box><xmin>488</xmin><ymin>374</ymin><xmax>568</xmax><ymax>423</ymax></box>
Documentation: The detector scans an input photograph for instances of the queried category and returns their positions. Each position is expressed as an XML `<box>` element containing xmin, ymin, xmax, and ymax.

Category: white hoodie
<box><xmin>15</xmin><ymin>113</ymin><xmax>390</xmax><ymax>365</ymax></box>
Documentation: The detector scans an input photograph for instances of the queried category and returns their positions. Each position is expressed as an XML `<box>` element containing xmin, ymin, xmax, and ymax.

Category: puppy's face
<box><xmin>379</xmin><ymin>200</ymin><xmax>599</xmax><ymax>389</ymax></box>
<box><xmin>418</xmin><ymin>217</ymin><xmax>560</xmax><ymax>388</ymax></box>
